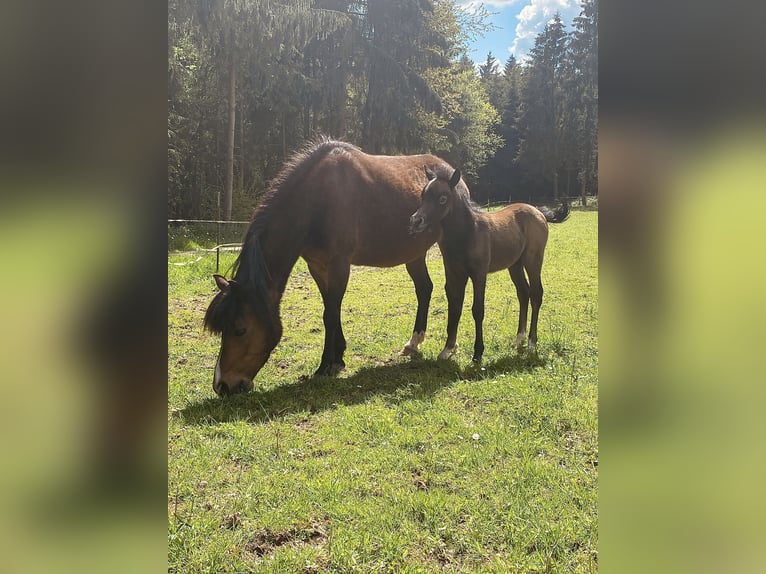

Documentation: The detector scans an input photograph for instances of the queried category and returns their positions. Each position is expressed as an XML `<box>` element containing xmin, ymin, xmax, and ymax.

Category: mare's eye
<box><xmin>233</xmin><ymin>327</ymin><xmax>247</xmax><ymax>336</ymax></box>
<box><xmin>439</xmin><ymin>195</ymin><xmax>448</xmax><ymax>205</ymax></box>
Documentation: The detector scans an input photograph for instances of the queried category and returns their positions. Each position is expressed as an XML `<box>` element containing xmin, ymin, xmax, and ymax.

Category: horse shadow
<box><xmin>175</xmin><ymin>351</ymin><xmax>547</xmax><ymax>426</ymax></box>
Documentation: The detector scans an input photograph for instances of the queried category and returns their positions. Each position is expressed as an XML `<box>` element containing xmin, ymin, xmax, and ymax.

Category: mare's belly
<box><xmin>350</xmin><ymin>229</ymin><xmax>438</xmax><ymax>267</ymax></box>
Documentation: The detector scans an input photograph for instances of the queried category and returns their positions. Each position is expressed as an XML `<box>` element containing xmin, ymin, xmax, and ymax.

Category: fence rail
<box><xmin>168</xmin><ymin>219</ymin><xmax>250</xmax><ymax>272</ymax></box>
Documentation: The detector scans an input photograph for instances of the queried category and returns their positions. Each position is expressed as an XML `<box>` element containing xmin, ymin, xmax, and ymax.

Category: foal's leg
<box><xmin>509</xmin><ymin>262</ymin><xmax>530</xmax><ymax>347</ymax></box>
<box><xmin>401</xmin><ymin>257</ymin><xmax>433</xmax><ymax>356</ymax></box>
<box><xmin>524</xmin><ymin>256</ymin><xmax>544</xmax><ymax>353</ymax></box>
<box><xmin>470</xmin><ymin>273</ymin><xmax>487</xmax><ymax>362</ymax></box>
<box><xmin>307</xmin><ymin>258</ymin><xmax>350</xmax><ymax>376</ymax></box>
<box><xmin>439</xmin><ymin>264</ymin><xmax>468</xmax><ymax>360</ymax></box>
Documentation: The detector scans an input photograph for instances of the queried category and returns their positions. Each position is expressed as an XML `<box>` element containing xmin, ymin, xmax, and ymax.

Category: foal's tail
<box><xmin>538</xmin><ymin>200</ymin><xmax>570</xmax><ymax>223</ymax></box>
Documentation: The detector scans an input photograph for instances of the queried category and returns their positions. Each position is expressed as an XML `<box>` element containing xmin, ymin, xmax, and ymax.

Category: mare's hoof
<box><xmin>314</xmin><ymin>362</ymin><xmax>345</xmax><ymax>377</ymax></box>
<box><xmin>400</xmin><ymin>345</ymin><xmax>421</xmax><ymax>357</ymax></box>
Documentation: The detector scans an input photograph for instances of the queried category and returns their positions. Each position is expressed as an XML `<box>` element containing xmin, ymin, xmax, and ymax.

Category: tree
<box><xmin>181</xmin><ymin>0</ymin><xmax>349</xmax><ymax>219</ymax></box>
<box><xmin>567</xmin><ymin>0</ymin><xmax>598</xmax><ymax>205</ymax></box>
<box><xmin>168</xmin><ymin>0</ymin><xmax>504</xmax><ymax>220</ymax></box>
<box><xmin>515</xmin><ymin>13</ymin><xmax>568</xmax><ymax>199</ymax></box>
<box><xmin>416</xmin><ymin>64</ymin><xmax>502</xmax><ymax>183</ymax></box>
<box><xmin>473</xmin><ymin>54</ymin><xmax>524</xmax><ymax>203</ymax></box>
<box><xmin>361</xmin><ymin>0</ymin><xmax>444</xmax><ymax>153</ymax></box>
<box><xmin>478</xmin><ymin>51</ymin><xmax>499</xmax><ymax>79</ymax></box>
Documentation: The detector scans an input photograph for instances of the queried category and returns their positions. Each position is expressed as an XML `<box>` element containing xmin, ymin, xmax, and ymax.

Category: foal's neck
<box><xmin>440</xmin><ymin>195</ymin><xmax>477</xmax><ymax>251</ymax></box>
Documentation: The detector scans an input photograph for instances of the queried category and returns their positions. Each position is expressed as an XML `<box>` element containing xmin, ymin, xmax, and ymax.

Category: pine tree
<box><xmin>567</xmin><ymin>0</ymin><xmax>598</xmax><ymax>205</ymax></box>
<box><xmin>515</xmin><ymin>13</ymin><xmax>568</xmax><ymax>199</ymax></box>
<box><xmin>361</xmin><ymin>0</ymin><xmax>444</xmax><ymax>153</ymax></box>
<box><xmin>478</xmin><ymin>51</ymin><xmax>499</xmax><ymax>79</ymax></box>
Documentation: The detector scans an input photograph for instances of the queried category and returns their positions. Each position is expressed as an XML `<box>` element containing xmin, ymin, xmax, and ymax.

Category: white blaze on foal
<box><xmin>401</xmin><ymin>330</ymin><xmax>426</xmax><ymax>356</ymax></box>
<box><xmin>438</xmin><ymin>343</ymin><xmax>457</xmax><ymax>361</ymax></box>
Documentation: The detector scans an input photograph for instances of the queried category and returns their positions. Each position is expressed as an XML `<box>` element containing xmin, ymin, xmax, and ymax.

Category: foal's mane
<box><xmin>205</xmin><ymin>136</ymin><xmax>358</xmax><ymax>334</ymax></box>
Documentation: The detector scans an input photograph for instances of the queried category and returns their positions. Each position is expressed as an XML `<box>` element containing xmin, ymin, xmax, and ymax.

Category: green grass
<box><xmin>169</xmin><ymin>210</ymin><xmax>597</xmax><ymax>573</ymax></box>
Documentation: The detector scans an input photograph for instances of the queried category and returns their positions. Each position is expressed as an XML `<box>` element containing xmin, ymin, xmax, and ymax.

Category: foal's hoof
<box><xmin>438</xmin><ymin>344</ymin><xmax>458</xmax><ymax>361</ymax></box>
<box><xmin>400</xmin><ymin>331</ymin><xmax>425</xmax><ymax>356</ymax></box>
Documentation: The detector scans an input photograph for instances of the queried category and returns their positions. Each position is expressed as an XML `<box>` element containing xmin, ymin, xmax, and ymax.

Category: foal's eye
<box><xmin>233</xmin><ymin>327</ymin><xmax>247</xmax><ymax>336</ymax></box>
<box><xmin>439</xmin><ymin>195</ymin><xmax>448</xmax><ymax>205</ymax></box>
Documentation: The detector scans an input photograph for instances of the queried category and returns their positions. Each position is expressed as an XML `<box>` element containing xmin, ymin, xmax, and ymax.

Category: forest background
<box><xmin>168</xmin><ymin>0</ymin><xmax>597</xmax><ymax>221</ymax></box>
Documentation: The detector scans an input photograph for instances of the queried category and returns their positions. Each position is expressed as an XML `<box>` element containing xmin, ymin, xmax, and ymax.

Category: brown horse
<box><xmin>409</xmin><ymin>166</ymin><xmax>569</xmax><ymax>361</ymax></box>
<box><xmin>203</xmin><ymin>137</ymin><xmax>466</xmax><ymax>396</ymax></box>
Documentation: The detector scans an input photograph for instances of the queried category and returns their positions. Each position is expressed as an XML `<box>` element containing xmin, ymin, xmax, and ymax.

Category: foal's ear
<box><xmin>213</xmin><ymin>274</ymin><xmax>230</xmax><ymax>292</ymax></box>
<box><xmin>424</xmin><ymin>165</ymin><xmax>436</xmax><ymax>180</ymax></box>
<box><xmin>448</xmin><ymin>168</ymin><xmax>461</xmax><ymax>188</ymax></box>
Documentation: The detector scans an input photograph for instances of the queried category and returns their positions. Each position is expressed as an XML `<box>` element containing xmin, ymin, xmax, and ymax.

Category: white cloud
<box><xmin>508</xmin><ymin>0</ymin><xmax>579</xmax><ymax>60</ymax></box>
<box><xmin>460</xmin><ymin>0</ymin><xmax>522</xmax><ymax>8</ymax></box>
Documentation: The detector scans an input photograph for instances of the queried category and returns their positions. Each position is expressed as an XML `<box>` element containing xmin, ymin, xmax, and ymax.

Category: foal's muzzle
<box><xmin>409</xmin><ymin>213</ymin><xmax>428</xmax><ymax>234</ymax></box>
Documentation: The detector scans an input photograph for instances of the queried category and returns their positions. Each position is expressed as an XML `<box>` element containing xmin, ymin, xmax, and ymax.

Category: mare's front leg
<box><xmin>470</xmin><ymin>273</ymin><xmax>487</xmax><ymax>362</ymax></box>
<box><xmin>439</xmin><ymin>263</ymin><xmax>468</xmax><ymax>360</ymax></box>
<box><xmin>307</xmin><ymin>258</ymin><xmax>350</xmax><ymax>376</ymax></box>
<box><xmin>401</xmin><ymin>257</ymin><xmax>433</xmax><ymax>356</ymax></box>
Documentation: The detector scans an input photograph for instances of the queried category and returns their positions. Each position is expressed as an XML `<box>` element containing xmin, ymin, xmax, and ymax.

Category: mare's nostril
<box><xmin>238</xmin><ymin>380</ymin><xmax>247</xmax><ymax>393</ymax></box>
<box><xmin>217</xmin><ymin>384</ymin><xmax>229</xmax><ymax>397</ymax></box>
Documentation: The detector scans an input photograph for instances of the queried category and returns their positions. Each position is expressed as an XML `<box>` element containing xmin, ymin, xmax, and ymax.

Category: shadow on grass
<box><xmin>175</xmin><ymin>351</ymin><xmax>547</xmax><ymax>426</ymax></box>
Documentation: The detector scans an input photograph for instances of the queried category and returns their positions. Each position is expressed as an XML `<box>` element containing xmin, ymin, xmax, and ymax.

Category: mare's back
<box><xmin>313</xmin><ymin>149</ymin><xmax>444</xmax><ymax>266</ymax></box>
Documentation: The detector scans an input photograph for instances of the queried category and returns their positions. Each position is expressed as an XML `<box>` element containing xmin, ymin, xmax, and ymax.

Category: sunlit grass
<box><xmin>169</xmin><ymin>210</ymin><xmax>597</xmax><ymax>573</ymax></box>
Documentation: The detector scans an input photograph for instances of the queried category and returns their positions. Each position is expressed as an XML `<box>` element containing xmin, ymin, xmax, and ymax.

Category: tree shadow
<box><xmin>174</xmin><ymin>351</ymin><xmax>547</xmax><ymax>426</ymax></box>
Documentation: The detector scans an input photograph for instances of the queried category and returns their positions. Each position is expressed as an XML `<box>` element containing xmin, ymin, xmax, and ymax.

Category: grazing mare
<box><xmin>409</xmin><ymin>166</ymin><xmax>569</xmax><ymax>361</ymax></box>
<box><xmin>204</xmin><ymin>137</ymin><xmax>465</xmax><ymax>396</ymax></box>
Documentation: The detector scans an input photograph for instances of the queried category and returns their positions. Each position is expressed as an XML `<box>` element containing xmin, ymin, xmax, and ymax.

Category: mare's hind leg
<box><xmin>509</xmin><ymin>262</ymin><xmax>530</xmax><ymax>348</ymax></box>
<box><xmin>307</xmin><ymin>258</ymin><xmax>350</xmax><ymax>376</ymax></box>
<box><xmin>439</xmin><ymin>263</ymin><xmax>468</xmax><ymax>360</ymax></box>
<box><xmin>401</xmin><ymin>257</ymin><xmax>433</xmax><ymax>356</ymax></box>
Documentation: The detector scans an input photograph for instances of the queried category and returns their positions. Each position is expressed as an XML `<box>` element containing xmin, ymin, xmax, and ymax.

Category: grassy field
<box><xmin>168</xmin><ymin>210</ymin><xmax>597</xmax><ymax>573</ymax></box>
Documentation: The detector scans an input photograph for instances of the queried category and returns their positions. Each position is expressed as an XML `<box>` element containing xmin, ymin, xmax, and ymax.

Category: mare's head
<box><xmin>203</xmin><ymin>256</ymin><xmax>283</xmax><ymax>396</ymax></box>
<box><xmin>409</xmin><ymin>166</ymin><xmax>462</xmax><ymax>234</ymax></box>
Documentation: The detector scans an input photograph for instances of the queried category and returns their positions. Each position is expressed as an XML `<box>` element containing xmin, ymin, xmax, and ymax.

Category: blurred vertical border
<box><xmin>601</xmin><ymin>1</ymin><xmax>766</xmax><ymax>572</ymax></box>
<box><xmin>3</xmin><ymin>0</ymin><xmax>765</xmax><ymax>571</ymax></box>
<box><xmin>0</xmin><ymin>1</ymin><xmax>167</xmax><ymax>572</ymax></box>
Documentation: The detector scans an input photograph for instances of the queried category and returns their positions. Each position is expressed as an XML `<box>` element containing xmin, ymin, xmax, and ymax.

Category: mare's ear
<box><xmin>424</xmin><ymin>165</ymin><xmax>436</xmax><ymax>180</ymax></box>
<box><xmin>448</xmin><ymin>168</ymin><xmax>461</xmax><ymax>188</ymax></box>
<box><xmin>213</xmin><ymin>274</ymin><xmax>230</xmax><ymax>292</ymax></box>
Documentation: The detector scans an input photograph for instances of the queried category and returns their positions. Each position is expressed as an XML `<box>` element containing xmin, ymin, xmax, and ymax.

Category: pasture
<box><xmin>168</xmin><ymin>210</ymin><xmax>598</xmax><ymax>573</ymax></box>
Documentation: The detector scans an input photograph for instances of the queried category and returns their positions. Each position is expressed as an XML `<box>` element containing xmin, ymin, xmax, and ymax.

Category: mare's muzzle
<box><xmin>214</xmin><ymin>378</ymin><xmax>253</xmax><ymax>397</ymax></box>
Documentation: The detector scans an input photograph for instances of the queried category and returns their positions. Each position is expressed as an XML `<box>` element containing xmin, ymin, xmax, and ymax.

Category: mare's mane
<box><xmin>205</xmin><ymin>136</ymin><xmax>357</xmax><ymax>334</ymax></box>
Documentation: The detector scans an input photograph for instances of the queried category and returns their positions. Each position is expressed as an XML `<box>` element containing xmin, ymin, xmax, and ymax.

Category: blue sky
<box><xmin>459</xmin><ymin>0</ymin><xmax>581</xmax><ymax>67</ymax></box>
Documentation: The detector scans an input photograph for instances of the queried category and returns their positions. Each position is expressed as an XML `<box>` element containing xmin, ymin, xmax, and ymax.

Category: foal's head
<box><xmin>409</xmin><ymin>166</ymin><xmax>461</xmax><ymax>234</ymax></box>
<box><xmin>204</xmin><ymin>274</ymin><xmax>283</xmax><ymax>396</ymax></box>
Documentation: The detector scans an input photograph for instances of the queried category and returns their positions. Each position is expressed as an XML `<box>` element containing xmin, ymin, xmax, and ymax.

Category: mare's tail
<box><xmin>537</xmin><ymin>200</ymin><xmax>570</xmax><ymax>223</ymax></box>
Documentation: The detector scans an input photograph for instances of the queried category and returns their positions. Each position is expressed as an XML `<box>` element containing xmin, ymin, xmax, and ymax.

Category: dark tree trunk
<box><xmin>223</xmin><ymin>57</ymin><xmax>236</xmax><ymax>221</ymax></box>
<box><xmin>238</xmin><ymin>97</ymin><xmax>245</xmax><ymax>193</ymax></box>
